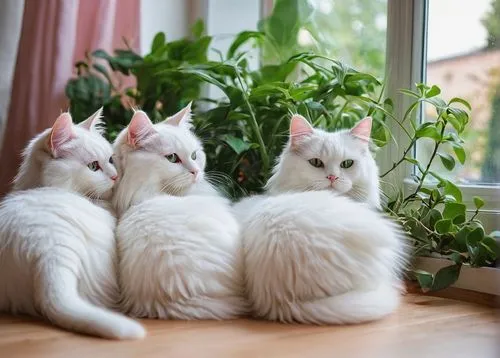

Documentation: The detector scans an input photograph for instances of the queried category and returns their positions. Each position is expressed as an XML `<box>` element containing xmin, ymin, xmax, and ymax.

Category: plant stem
<box><xmin>380</xmin><ymin>138</ymin><xmax>417</xmax><ymax>178</ymax></box>
<box><xmin>405</xmin><ymin>124</ymin><xmax>446</xmax><ymax>202</ymax></box>
<box><xmin>469</xmin><ymin>209</ymin><xmax>480</xmax><ymax>222</ymax></box>
<box><xmin>234</xmin><ymin>68</ymin><xmax>270</xmax><ymax>173</ymax></box>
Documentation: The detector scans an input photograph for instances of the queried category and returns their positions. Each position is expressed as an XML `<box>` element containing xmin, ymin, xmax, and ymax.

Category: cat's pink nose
<box><xmin>190</xmin><ymin>170</ymin><xmax>198</xmax><ymax>178</ymax></box>
<box><xmin>111</xmin><ymin>175</ymin><xmax>118</xmax><ymax>181</ymax></box>
<box><xmin>327</xmin><ymin>175</ymin><xmax>338</xmax><ymax>182</ymax></box>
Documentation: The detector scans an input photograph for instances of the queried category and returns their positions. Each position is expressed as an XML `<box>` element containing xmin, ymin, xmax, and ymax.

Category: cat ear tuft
<box><xmin>290</xmin><ymin>114</ymin><xmax>313</xmax><ymax>146</ymax></box>
<box><xmin>49</xmin><ymin>113</ymin><xmax>75</xmax><ymax>157</ymax></box>
<box><xmin>127</xmin><ymin>111</ymin><xmax>156</xmax><ymax>148</ymax></box>
<box><xmin>78</xmin><ymin>107</ymin><xmax>105</xmax><ymax>134</ymax></box>
<box><xmin>350</xmin><ymin>117</ymin><xmax>372</xmax><ymax>142</ymax></box>
<box><xmin>164</xmin><ymin>102</ymin><xmax>192</xmax><ymax>127</ymax></box>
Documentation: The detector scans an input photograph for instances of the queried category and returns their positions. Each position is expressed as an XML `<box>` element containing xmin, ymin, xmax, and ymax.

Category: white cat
<box><xmin>113</xmin><ymin>104</ymin><xmax>247</xmax><ymax>319</ymax></box>
<box><xmin>0</xmin><ymin>110</ymin><xmax>145</xmax><ymax>339</ymax></box>
<box><xmin>234</xmin><ymin>114</ymin><xmax>407</xmax><ymax>324</ymax></box>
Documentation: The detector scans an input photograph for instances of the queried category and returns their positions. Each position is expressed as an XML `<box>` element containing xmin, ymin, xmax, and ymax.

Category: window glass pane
<box><xmin>424</xmin><ymin>0</ymin><xmax>500</xmax><ymax>184</ymax></box>
<box><xmin>261</xmin><ymin>0</ymin><xmax>387</xmax><ymax>78</ymax></box>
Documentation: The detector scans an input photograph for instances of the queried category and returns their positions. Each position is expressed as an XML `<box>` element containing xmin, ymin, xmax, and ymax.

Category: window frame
<box><xmin>385</xmin><ymin>0</ymin><xmax>500</xmax><ymax>232</ymax></box>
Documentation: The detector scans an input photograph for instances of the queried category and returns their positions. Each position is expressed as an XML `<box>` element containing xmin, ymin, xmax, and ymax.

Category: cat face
<box><xmin>13</xmin><ymin>109</ymin><xmax>117</xmax><ymax>200</ymax></box>
<box><xmin>266</xmin><ymin>114</ymin><xmax>380</xmax><ymax>206</ymax></box>
<box><xmin>114</xmin><ymin>103</ymin><xmax>206</xmax><ymax>198</ymax></box>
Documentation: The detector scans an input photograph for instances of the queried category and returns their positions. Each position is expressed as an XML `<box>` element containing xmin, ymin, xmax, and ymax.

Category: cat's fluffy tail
<box><xmin>36</xmin><ymin>261</ymin><xmax>146</xmax><ymax>340</ymax></box>
<box><xmin>289</xmin><ymin>284</ymin><xmax>401</xmax><ymax>325</ymax></box>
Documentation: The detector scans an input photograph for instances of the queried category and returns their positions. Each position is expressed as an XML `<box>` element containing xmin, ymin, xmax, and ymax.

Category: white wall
<box><xmin>140</xmin><ymin>0</ymin><xmax>189</xmax><ymax>55</ymax></box>
<box><xmin>205</xmin><ymin>0</ymin><xmax>260</xmax><ymax>63</ymax></box>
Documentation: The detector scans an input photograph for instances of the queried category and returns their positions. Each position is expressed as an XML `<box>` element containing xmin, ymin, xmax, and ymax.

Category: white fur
<box><xmin>0</xmin><ymin>111</ymin><xmax>145</xmax><ymax>339</ymax></box>
<box><xmin>267</xmin><ymin>116</ymin><xmax>381</xmax><ymax>209</ymax></box>
<box><xmin>112</xmin><ymin>109</ymin><xmax>218</xmax><ymax>216</ymax></box>
<box><xmin>234</xmin><ymin>116</ymin><xmax>407</xmax><ymax>324</ymax></box>
<box><xmin>114</xmin><ymin>108</ymin><xmax>247</xmax><ymax>319</ymax></box>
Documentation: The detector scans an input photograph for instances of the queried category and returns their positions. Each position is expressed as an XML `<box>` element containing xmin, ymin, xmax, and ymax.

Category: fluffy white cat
<box><xmin>0</xmin><ymin>110</ymin><xmax>145</xmax><ymax>339</ymax></box>
<box><xmin>234</xmin><ymin>114</ymin><xmax>407</xmax><ymax>324</ymax></box>
<box><xmin>113</xmin><ymin>104</ymin><xmax>247</xmax><ymax>319</ymax></box>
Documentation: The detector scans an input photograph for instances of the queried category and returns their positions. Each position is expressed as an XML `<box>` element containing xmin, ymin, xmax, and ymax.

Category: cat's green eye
<box><xmin>308</xmin><ymin>158</ymin><xmax>324</xmax><ymax>168</ymax></box>
<box><xmin>166</xmin><ymin>153</ymin><xmax>181</xmax><ymax>163</ymax></box>
<box><xmin>191</xmin><ymin>151</ymin><xmax>197</xmax><ymax>160</ymax></box>
<box><xmin>340</xmin><ymin>159</ymin><xmax>354</xmax><ymax>169</ymax></box>
<box><xmin>87</xmin><ymin>161</ymin><xmax>100</xmax><ymax>172</ymax></box>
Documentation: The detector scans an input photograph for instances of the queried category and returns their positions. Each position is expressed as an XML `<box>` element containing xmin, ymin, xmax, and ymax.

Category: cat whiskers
<box><xmin>205</xmin><ymin>171</ymin><xmax>247</xmax><ymax>197</ymax></box>
<box><xmin>159</xmin><ymin>175</ymin><xmax>190</xmax><ymax>196</ymax></box>
<box><xmin>348</xmin><ymin>186</ymin><xmax>369</xmax><ymax>202</ymax></box>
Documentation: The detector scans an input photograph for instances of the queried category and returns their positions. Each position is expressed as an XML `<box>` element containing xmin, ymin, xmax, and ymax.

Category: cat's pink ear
<box><xmin>78</xmin><ymin>107</ymin><xmax>105</xmax><ymax>134</ymax></box>
<box><xmin>49</xmin><ymin>113</ymin><xmax>75</xmax><ymax>157</ymax></box>
<box><xmin>127</xmin><ymin>111</ymin><xmax>156</xmax><ymax>148</ymax></box>
<box><xmin>164</xmin><ymin>102</ymin><xmax>192</xmax><ymax>127</ymax></box>
<box><xmin>350</xmin><ymin>117</ymin><xmax>372</xmax><ymax>142</ymax></box>
<box><xmin>290</xmin><ymin>114</ymin><xmax>313</xmax><ymax>146</ymax></box>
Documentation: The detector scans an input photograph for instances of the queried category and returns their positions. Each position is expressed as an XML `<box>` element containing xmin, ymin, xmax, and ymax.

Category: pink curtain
<box><xmin>0</xmin><ymin>0</ymin><xmax>140</xmax><ymax>196</ymax></box>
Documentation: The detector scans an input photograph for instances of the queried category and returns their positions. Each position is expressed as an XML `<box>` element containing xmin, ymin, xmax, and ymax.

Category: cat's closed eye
<box><xmin>308</xmin><ymin>158</ymin><xmax>324</xmax><ymax>168</ymax></box>
<box><xmin>165</xmin><ymin>153</ymin><xmax>181</xmax><ymax>163</ymax></box>
<box><xmin>87</xmin><ymin>161</ymin><xmax>100</xmax><ymax>171</ymax></box>
<box><xmin>340</xmin><ymin>159</ymin><xmax>354</xmax><ymax>169</ymax></box>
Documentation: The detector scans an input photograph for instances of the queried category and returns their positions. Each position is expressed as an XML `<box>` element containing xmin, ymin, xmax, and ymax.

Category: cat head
<box><xmin>13</xmin><ymin>109</ymin><xmax>117</xmax><ymax>200</ymax></box>
<box><xmin>266</xmin><ymin>114</ymin><xmax>380</xmax><ymax>208</ymax></box>
<box><xmin>112</xmin><ymin>103</ymin><xmax>207</xmax><ymax>214</ymax></box>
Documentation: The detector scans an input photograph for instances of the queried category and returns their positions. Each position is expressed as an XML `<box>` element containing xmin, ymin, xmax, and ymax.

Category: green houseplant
<box><xmin>65</xmin><ymin>9</ymin><xmax>498</xmax><ymax>292</ymax></box>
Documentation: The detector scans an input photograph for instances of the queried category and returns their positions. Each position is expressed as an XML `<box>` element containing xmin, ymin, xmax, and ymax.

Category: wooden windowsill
<box><xmin>0</xmin><ymin>293</ymin><xmax>498</xmax><ymax>358</ymax></box>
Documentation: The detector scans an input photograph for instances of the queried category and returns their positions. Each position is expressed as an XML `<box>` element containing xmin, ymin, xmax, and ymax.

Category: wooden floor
<box><xmin>1</xmin><ymin>294</ymin><xmax>498</xmax><ymax>358</ymax></box>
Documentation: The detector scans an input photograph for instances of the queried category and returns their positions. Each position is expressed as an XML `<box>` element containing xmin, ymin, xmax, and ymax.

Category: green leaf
<box><xmin>454</xmin><ymin>227</ymin><xmax>471</xmax><ymax>252</ymax></box>
<box><xmin>442</xmin><ymin>202</ymin><xmax>466</xmax><ymax>220</ymax></box>
<box><xmin>92</xmin><ymin>49</ymin><xmax>111</xmax><ymax>60</ymax></box>
<box><xmin>415</xmin><ymin>124</ymin><xmax>441</xmax><ymax>140</ymax></box>
<box><xmin>413</xmin><ymin>269</ymin><xmax>433</xmax><ymax>291</ymax></box>
<box><xmin>222</xmin><ymin>135</ymin><xmax>251</xmax><ymax>154</ymax></box>
<box><xmin>447</xmin><ymin>107</ymin><xmax>469</xmax><ymax>128</ymax></box>
<box><xmin>422</xmin><ymin>208</ymin><xmax>443</xmax><ymax>229</ymax></box>
<box><xmin>261</xmin><ymin>0</ymin><xmax>313</xmax><ymax>49</ymax></box>
<box><xmin>449</xmin><ymin>97</ymin><xmax>472</xmax><ymax>110</ymax></box>
<box><xmin>481</xmin><ymin>236</ymin><xmax>500</xmax><ymax>258</ymax></box>
<box><xmin>453</xmin><ymin>214</ymin><xmax>466</xmax><ymax>225</ymax></box>
<box><xmin>399</xmin><ymin>88</ymin><xmax>420</xmax><ymax>98</ymax></box>
<box><xmin>438</xmin><ymin>152</ymin><xmax>456</xmax><ymax>171</ymax></box>
<box><xmin>467</xmin><ymin>227</ymin><xmax>485</xmax><ymax>246</ymax></box>
<box><xmin>177</xmin><ymin>68</ymin><xmax>227</xmax><ymax>92</ymax></box>
<box><xmin>227</xmin><ymin>31</ymin><xmax>264</xmax><ymax>59</ymax></box>
<box><xmin>448</xmin><ymin>252</ymin><xmax>466</xmax><ymax>265</ymax></box>
<box><xmin>191</xmin><ymin>19</ymin><xmax>205</xmax><ymax>38</ymax></box>
<box><xmin>443</xmin><ymin>180</ymin><xmax>462</xmax><ymax>202</ymax></box>
<box><xmin>430</xmin><ymin>264</ymin><xmax>461</xmax><ymax>291</ymax></box>
<box><xmin>447</xmin><ymin>115</ymin><xmax>463</xmax><ymax>133</ymax></box>
<box><xmin>425</xmin><ymin>85</ymin><xmax>441</xmax><ymax>98</ymax></box>
<box><xmin>151</xmin><ymin>32</ymin><xmax>166</xmax><ymax>52</ymax></box>
<box><xmin>435</xmin><ymin>219</ymin><xmax>452</xmax><ymax>234</ymax></box>
<box><xmin>473</xmin><ymin>196</ymin><xmax>485</xmax><ymax>210</ymax></box>
<box><xmin>452</xmin><ymin>143</ymin><xmax>466</xmax><ymax>165</ymax></box>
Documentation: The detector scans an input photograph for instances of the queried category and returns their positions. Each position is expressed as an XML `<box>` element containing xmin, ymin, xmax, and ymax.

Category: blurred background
<box><xmin>0</xmin><ymin>0</ymin><xmax>499</xmax><ymax>196</ymax></box>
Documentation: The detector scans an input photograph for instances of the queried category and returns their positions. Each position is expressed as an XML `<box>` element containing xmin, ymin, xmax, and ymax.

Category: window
<box><xmin>423</xmin><ymin>0</ymin><xmax>500</xmax><ymax>185</ymax></box>
<box><xmin>261</xmin><ymin>0</ymin><xmax>388</xmax><ymax>77</ymax></box>
<box><xmin>386</xmin><ymin>0</ymin><xmax>500</xmax><ymax>232</ymax></box>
